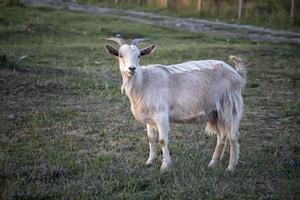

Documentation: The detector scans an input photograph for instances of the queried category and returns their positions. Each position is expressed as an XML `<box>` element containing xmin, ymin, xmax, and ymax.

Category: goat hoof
<box><xmin>208</xmin><ymin>160</ymin><xmax>217</xmax><ymax>167</ymax></box>
<box><xmin>145</xmin><ymin>157</ymin><xmax>156</xmax><ymax>166</ymax></box>
<box><xmin>226</xmin><ymin>166</ymin><xmax>235</xmax><ymax>172</ymax></box>
<box><xmin>160</xmin><ymin>162</ymin><xmax>171</xmax><ymax>173</ymax></box>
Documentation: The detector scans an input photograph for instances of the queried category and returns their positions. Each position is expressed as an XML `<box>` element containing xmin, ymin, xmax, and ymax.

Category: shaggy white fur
<box><xmin>148</xmin><ymin>60</ymin><xmax>235</xmax><ymax>75</ymax></box>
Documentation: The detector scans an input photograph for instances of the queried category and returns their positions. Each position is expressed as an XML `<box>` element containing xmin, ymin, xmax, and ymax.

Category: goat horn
<box><xmin>104</xmin><ymin>37</ymin><xmax>126</xmax><ymax>46</ymax></box>
<box><xmin>131</xmin><ymin>38</ymin><xmax>149</xmax><ymax>46</ymax></box>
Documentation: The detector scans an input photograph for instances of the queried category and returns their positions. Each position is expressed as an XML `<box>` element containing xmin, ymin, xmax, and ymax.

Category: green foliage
<box><xmin>0</xmin><ymin>5</ymin><xmax>299</xmax><ymax>200</ymax></box>
<box><xmin>2</xmin><ymin>0</ymin><xmax>23</xmax><ymax>7</ymax></box>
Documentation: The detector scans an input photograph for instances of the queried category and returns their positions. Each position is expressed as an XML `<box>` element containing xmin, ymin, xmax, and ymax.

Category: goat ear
<box><xmin>104</xmin><ymin>44</ymin><xmax>119</xmax><ymax>57</ymax></box>
<box><xmin>140</xmin><ymin>44</ymin><xmax>156</xmax><ymax>57</ymax></box>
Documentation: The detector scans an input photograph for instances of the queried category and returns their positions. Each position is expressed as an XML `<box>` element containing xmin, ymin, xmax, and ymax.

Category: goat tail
<box><xmin>216</xmin><ymin>90</ymin><xmax>243</xmax><ymax>139</ymax></box>
<box><xmin>206</xmin><ymin>90</ymin><xmax>243</xmax><ymax>139</ymax></box>
<box><xmin>229</xmin><ymin>55</ymin><xmax>246</xmax><ymax>79</ymax></box>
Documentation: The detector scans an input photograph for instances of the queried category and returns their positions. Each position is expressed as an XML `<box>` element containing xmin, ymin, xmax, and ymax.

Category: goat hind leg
<box><xmin>227</xmin><ymin>133</ymin><xmax>239</xmax><ymax>172</ymax></box>
<box><xmin>208</xmin><ymin>132</ymin><xmax>227</xmax><ymax>167</ymax></box>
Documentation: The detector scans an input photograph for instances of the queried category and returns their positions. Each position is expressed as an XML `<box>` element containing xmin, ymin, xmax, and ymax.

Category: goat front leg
<box><xmin>155</xmin><ymin>114</ymin><xmax>171</xmax><ymax>172</ymax></box>
<box><xmin>145</xmin><ymin>124</ymin><xmax>157</xmax><ymax>165</ymax></box>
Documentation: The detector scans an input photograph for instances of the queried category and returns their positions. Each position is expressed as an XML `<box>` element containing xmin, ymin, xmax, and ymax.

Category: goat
<box><xmin>104</xmin><ymin>37</ymin><xmax>246</xmax><ymax>172</ymax></box>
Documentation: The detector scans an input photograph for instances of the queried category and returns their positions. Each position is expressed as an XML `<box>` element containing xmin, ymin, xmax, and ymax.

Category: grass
<box><xmin>0</xmin><ymin>4</ymin><xmax>300</xmax><ymax>200</ymax></box>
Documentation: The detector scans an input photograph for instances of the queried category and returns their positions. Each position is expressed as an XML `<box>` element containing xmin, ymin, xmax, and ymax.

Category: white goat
<box><xmin>104</xmin><ymin>38</ymin><xmax>246</xmax><ymax>172</ymax></box>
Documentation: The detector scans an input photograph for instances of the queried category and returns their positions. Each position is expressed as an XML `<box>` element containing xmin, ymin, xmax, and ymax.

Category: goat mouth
<box><xmin>128</xmin><ymin>71</ymin><xmax>135</xmax><ymax>76</ymax></box>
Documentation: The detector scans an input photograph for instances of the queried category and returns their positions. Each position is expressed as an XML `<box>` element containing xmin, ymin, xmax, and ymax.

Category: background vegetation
<box><xmin>0</xmin><ymin>2</ymin><xmax>299</xmax><ymax>200</ymax></box>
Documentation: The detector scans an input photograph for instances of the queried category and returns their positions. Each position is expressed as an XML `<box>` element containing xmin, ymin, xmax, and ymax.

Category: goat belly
<box><xmin>169</xmin><ymin>111</ymin><xmax>208</xmax><ymax>124</ymax></box>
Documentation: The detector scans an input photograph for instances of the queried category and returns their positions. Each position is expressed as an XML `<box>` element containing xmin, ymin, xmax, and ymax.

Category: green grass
<box><xmin>1</xmin><ymin>4</ymin><xmax>300</xmax><ymax>200</ymax></box>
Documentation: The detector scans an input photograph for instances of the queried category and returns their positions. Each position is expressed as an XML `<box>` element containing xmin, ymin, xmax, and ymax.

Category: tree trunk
<box><xmin>197</xmin><ymin>0</ymin><xmax>203</xmax><ymax>12</ymax></box>
<box><xmin>291</xmin><ymin>0</ymin><xmax>295</xmax><ymax>24</ymax></box>
<box><xmin>238</xmin><ymin>0</ymin><xmax>243</xmax><ymax>21</ymax></box>
<box><xmin>163</xmin><ymin>0</ymin><xmax>168</xmax><ymax>8</ymax></box>
<box><xmin>137</xmin><ymin>0</ymin><xmax>142</xmax><ymax>6</ymax></box>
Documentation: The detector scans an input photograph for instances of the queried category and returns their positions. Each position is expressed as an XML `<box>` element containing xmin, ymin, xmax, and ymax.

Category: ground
<box><xmin>0</xmin><ymin>4</ymin><xmax>300</xmax><ymax>200</ymax></box>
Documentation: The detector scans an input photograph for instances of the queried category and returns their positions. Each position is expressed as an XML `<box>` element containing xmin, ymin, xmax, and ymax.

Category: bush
<box><xmin>4</xmin><ymin>0</ymin><xmax>23</xmax><ymax>7</ymax></box>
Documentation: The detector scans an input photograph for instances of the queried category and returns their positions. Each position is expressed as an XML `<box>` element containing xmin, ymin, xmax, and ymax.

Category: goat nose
<box><xmin>129</xmin><ymin>66</ymin><xmax>136</xmax><ymax>71</ymax></box>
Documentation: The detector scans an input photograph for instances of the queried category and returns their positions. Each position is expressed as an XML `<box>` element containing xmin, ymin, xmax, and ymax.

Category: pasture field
<box><xmin>0</xmin><ymin>5</ymin><xmax>300</xmax><ymax>200</ymax></box>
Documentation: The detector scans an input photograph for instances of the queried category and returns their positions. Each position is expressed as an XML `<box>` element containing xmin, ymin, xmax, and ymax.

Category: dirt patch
<box><xmin>17</xmin><ymin>164</ymin><xmax>68</xmax><ymax>181</ymax></box>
